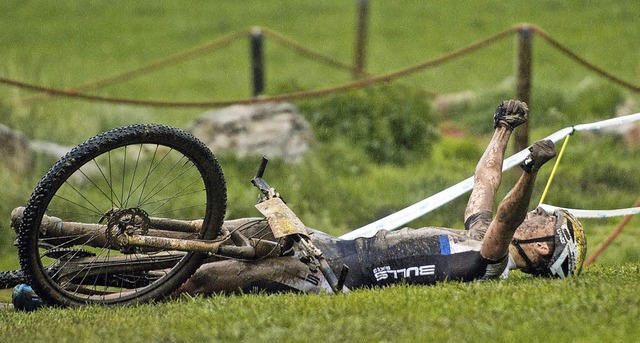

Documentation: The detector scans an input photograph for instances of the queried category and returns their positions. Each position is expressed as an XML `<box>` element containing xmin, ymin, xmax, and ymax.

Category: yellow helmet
<box><xmin>511</xmin><ymin>209</ymin><xmax>587</xmax><ymax>277</ymax></box>
<box><xmin>547</xmin><ymin>209</ymin><xmax>587</xmax><ymax>278</ymax></box>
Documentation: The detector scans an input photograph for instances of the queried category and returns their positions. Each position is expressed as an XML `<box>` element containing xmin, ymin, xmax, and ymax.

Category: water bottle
<box><xmin>12</xmin><ymin>284</ymin><xmax>42</xmax><ymax>311</ymax></box>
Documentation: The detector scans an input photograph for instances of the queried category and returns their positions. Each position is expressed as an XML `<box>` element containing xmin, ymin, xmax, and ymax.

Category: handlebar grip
<box><xmin>255</xmin><ymin>156</ymin><xmax>268</xmax><ymax>179</ymax></box>
<box><xmin>251</xmin><ymin>156</ymin><xmax>272</xmax><ymax>195</ymax></box>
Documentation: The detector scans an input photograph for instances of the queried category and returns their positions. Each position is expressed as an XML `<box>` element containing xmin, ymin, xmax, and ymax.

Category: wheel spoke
<box><xmin>17</xmin><ymin>124</ymin><xmax>226</xmax><ymax>306</ymax></box>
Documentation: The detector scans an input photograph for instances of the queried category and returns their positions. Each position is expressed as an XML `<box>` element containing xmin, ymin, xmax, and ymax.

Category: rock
<box><xmin>615</xmin><ymin>97</ymin><xmax>637</xmax><ymax>117</ymax></box>
<box><xmin>625</xmin><ymin>125</ymin><xmax>640</xmax><ymax>149</ymax></box>
<box><xmin>0</xmin><ymin>124</ymin><xmax>74</xmax><ymax>176</ymax></box>
<box><xmin>186</xmin><ymin>102</ymin><xmax>314</xmax><ymax>162</ymax></box>
<box><xmin>433</xmin><ymin>91</ymin><xmax>477</xmax><ymax>117</ymax></box>
<box><xmin>29</xmin><ymin>140</ymin><xmax>71</xmax><ymax>159</ymax></box>
<box><xmin>0</xmin><ymin>124</ymin><xmax>33</xmax><ymax>174</ymax></box>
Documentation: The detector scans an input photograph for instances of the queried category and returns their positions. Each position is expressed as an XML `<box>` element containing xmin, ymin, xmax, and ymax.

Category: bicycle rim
<box><xmin>17</xmin><ymin>124</ymin><xmax>226</xmax><ymax>306</ymax></box>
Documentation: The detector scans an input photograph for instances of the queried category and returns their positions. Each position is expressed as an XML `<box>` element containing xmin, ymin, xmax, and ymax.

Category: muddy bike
<box><xmin>12</xmin><ymin>124</ymin><xmax>346</xmax><ymax>307</ymax></box>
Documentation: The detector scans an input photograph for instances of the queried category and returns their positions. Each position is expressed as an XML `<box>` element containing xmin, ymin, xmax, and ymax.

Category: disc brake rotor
<box><xmin>102</xmin><ymin>208</ymin><xmax>150</xmax><ymax>252</ymax></box>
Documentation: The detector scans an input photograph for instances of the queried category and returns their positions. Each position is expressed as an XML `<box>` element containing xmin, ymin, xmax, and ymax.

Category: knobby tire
<box><xmin>17</xmin><ymin>124</ymin><xmax>226</xmax><ymax>307</ymax></box>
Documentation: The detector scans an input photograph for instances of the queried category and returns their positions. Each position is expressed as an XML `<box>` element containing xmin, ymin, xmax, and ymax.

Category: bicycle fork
<box><xmin>251</xmin><ymin>157</ymin><xmax>349</xmax><ymax>293</ymax></box>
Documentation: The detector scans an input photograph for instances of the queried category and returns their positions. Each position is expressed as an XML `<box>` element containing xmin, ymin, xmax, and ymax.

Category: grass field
<box><xmin>1</xmin><ymin>1</ymin><xmax>639</xmax><ymax>136</ymax></box>
<box><xmin>1</xmin><ymin>264</ymin><xmax>640</xmax><ymax>342</ymax></box>
<box><xmin>1</xmin><ymin>1</ymin><xmax>640</xmax><ymax>341</ymax></box>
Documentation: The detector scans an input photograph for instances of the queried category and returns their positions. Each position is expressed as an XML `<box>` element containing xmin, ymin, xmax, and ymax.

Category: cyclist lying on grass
<box><xmin>173</xmin><ymin>100</ymin><xmax>587</xmax><ymax>296</ymax></box>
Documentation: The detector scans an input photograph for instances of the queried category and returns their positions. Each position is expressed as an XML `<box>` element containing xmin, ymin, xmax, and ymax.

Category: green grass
<box><xmin>1</xmin><ymin>1</ymin><xmax>640</xmax><ymax>138</ymax></box>
<box><xmin>1</xmin><ymin>263</ymin><xmax>640</xmax><ymax>342</ymax></box>
<box><xmin>0</xmin><ymin>1</ymin><xmax>639</xmax><ymax>340</ymax></box>
<box><xmin>0</xmin><ymin>2</ymin><xmax>638</xmax><ymax>252</ymax></box>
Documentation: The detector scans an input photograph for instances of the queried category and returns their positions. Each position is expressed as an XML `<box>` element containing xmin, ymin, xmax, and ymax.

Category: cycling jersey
<box><xmin>311</xmin><ymin>225</ymin><xmax>508</xmax><ymax>290</ymax></box>
<box><xmin>209</xmin><ymin>214</ymin><xmax>509</xmax><ymax>294</ymax></box>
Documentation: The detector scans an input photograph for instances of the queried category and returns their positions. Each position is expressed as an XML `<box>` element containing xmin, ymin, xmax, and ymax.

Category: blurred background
<box><xmin>1</xmin><ymin>0</ymin><xmax>639</xmax><ymax>270</ymax></box>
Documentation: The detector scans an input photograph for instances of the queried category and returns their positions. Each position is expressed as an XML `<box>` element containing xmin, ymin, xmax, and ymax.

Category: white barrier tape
<box><xmin>539</xmin><ymin>204</ymin><xmax>640</xmax><ymax>219</ymax></box>
<box><xmin>574</xmin><ymin>112</ymin><xmax>640</xmax><ymax>132</ymax></box>
<box><xmin>339</xmin><ymin>112</ymin><xmax>640</xmax><ymax>240</ymax></box>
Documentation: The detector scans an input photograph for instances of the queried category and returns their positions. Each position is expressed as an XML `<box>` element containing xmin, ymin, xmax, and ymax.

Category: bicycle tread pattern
<box><xmin>0</xmin><ymin>269</ymin><xmax>27</xmax><ymax>289</ymax></box>
<box><xmin>17</xmin><ymin>124</ymin><xmax>227</xmax><ymax>307</ymax></box>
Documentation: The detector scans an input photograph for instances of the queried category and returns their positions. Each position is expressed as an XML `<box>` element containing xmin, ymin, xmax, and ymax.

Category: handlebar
<box><xmin>255</xmin><ymin>155</ymin><xmax>268</xmax><ymax>179</ymax></box>
<box><xmin>251</xmin><ymin>156</ymin><xmax>272</xmax><ymax>197</ymax></box>
<box><xmin>249</xmin><ymin>155</ymin><xmax>348</xmax><ymax>293</ymax></box>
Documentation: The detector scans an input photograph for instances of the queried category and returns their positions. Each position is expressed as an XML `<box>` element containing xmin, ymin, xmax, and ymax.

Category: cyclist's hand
<box><xmin>494</xmin><ymin>99</ymin><xmax>529</xmax><ymax>130</ymax></box>
<box><xmin>521</xmin><ymin>139</ymin><xmax>556</xmax><ymax>173</ymax></box>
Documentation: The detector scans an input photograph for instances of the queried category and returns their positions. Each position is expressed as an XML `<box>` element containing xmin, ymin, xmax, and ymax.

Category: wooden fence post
<box><xmin>353</xmin><ymin>0</ymin><xmax>370</xmax><ymax>79</ymax></box>
<box><xmin>514</xmin><ymin>25</ymin><xmax>533</xmax><ymax>153</ymax></box>
<box><xmin>250</xmin><ymin>27</ymin><xmax>265</xmax><ymax>97</ymax></box>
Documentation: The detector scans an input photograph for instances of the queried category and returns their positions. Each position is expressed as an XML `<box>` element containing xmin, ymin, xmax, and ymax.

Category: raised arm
<box><xmin>464</xmin><ymin>100</ymin><xmax>529</xmax><ymax>238</ymax></box>
<box><xmin>480</xmin><ymin>140</ymin><xmax>556</xmax><ymax>260</ymax></box>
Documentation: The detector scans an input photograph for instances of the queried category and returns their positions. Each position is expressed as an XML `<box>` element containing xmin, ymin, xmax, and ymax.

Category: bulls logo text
<box><xmin>373</xmin><ymin>265</ymin><xmax>435</xmax><ymax>281</ymax></box>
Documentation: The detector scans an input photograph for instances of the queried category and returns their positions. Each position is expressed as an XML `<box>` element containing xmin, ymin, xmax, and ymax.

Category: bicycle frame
<box><xmin>11</xmin><ymin>207</ymin><xmax>283</xmax><ymax>260</ymax></box>
<box><xmin>11</xmin><ymin>124</ymin><xmax>345</xmax><ymax>307</ymax></box>
<box><xmin>10</xmin><ymin>157</ymin><xmax>345</xmax><ymax>293</ymax></box>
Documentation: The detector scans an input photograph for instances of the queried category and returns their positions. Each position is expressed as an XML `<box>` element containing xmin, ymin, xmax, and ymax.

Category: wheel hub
<box><xmin>101</xmin><ymin>208</ymin><xmax>150</xmax><ymax>252</ymax></box>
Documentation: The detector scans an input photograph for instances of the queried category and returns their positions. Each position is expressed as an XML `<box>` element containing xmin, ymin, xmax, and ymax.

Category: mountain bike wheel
<box><xmin>17</xmin><ymin>124</ymin><xmax>226</xmax><ymax>307</ymax></box>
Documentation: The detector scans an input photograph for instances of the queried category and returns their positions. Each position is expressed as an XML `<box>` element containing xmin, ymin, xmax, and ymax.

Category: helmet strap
<box><xmin>511</xmin><ymin>235</ymin><xmax>555</xmax><ymax>275</ymax></box>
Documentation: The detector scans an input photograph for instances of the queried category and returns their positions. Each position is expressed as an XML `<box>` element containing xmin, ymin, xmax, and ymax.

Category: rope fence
<box><xmin>261</xmin><ymin>27</ymin><xmax>358</xmax><ymax>75</ymax></box>
<box><xmin>2</xmin><ymin>24</ymin><xmax>640</xmax><ymax>110</ymax></box>
<box><xmin>14</xmin><ymin>29</ymin><xmax>251</xmax><ymax>106</ymax></box>
<box><xmin>1</xmin><ymin>22</ymin><xmax>638</xmax><ymax>266</ymax></box>
<box><xmin>530</xmin><ymin>26</ymin><xmax>640</xmax><ymax>93</ymax></box>
<box><xmin>1</xmin><ymin>25</ymin><xmax>515</xmax><ymax>108</ymax></box>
